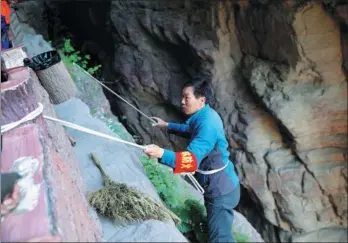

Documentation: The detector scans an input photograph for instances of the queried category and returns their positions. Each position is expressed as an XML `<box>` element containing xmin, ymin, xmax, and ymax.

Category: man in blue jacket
<box><xmin>144</xmin><ymin>77</ymin><xmax>240</xmax><ymax>242</ymax></box>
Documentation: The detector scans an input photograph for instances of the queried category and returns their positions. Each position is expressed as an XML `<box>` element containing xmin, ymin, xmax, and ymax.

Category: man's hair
<box><xmin>183</xmin><ymin>76</ymin><xmax>213</xmax><ymax>105</ymax></box>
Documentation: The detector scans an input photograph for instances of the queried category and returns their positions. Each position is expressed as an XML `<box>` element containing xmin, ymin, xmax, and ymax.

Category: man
<box><xmin>144</xmin><ymin>77</ymin><xmax>240</xmax><ymax>242</ymax></box>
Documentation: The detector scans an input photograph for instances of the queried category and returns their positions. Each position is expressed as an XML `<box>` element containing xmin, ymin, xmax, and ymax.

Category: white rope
<box><xmin>183</xmin><ymin>163</ymin><xmax>230</xmax><ymax>194</ymax></box>
<box><xmin>184</xmin><ymin>173</ymin><xmax>205</xmax><ymax>194</ymax></box>
<box><xmin>73</xmin><ymin>63</ymin><xmax>157</xmax><ymax>124</ymax></box>
<box><xmin>43</xmin><ymin>115</ymin><xmax>146</xmax><ymax>150</ymax></box>
<box><xmin>67</xmin><ymin>66</ymin><xmax>206</xmax><ymax>194</ymax></box>
<box><xmin>44</xmin><ymin>115</ymin><xmax>205</xmax><ymax>193</ymax></box>
<box><xmin>0</xmin><ymin>93</ymin><xmax>204</xmax><ymax>195</ymax></box>
<box><xmin>185</xmin><ymin>163</ymin><xmax>229</xmax><ymax>194</ymax></box>
<box><xmin>1</xmin><ymin>103</ymin><xmax>44</xmax><ymax>134</ymax></box>
<box><xmin>196</xmin><ymin>162</ymin><xmax>229</xmax><ymax>175</ymax></box>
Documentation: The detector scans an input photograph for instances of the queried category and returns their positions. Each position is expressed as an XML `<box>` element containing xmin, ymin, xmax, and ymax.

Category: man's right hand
<box><xmin>151</xmin><ymin>117</ymin><xmax>168</xmax><ymax>128</ymax></box>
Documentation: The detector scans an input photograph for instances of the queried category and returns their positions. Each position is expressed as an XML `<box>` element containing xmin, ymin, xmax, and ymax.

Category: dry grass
<box><xmin>88</xmin><ymin>153</ymin><xmax>181</xmax><ymax>224</ymax></box>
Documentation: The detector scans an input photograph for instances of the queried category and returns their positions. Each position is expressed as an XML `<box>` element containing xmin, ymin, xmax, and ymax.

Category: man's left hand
<box><xmin>144</xmin><ymin>144</ymin><xmax>164</xmax><ymax>159</ymax></box>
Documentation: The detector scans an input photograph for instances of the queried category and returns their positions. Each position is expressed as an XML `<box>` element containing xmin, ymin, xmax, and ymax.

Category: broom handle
<box><xmin>89</xmin><ymin>153</ymin><xmax>109</xmax><ymax>180</ymax></box>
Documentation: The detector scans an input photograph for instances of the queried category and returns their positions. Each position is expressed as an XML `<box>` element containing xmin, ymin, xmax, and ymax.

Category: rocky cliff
<box><xmin>14</xmin><ymin>0</ymin><xmax>348</xmax><ymax>242</ymax></box>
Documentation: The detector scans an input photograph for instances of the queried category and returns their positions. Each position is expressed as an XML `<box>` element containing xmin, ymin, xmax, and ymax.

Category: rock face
<box><xmin>18</xmin><ymin>0</ymin><xmax>347</xmax><ymax>242</ymax></box>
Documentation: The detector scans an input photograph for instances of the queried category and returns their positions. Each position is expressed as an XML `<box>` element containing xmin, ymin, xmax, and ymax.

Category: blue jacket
<box><xmin>160</xmin><ymin>104</ymin><xmax>240</xmax><ymax>198</ymax></box>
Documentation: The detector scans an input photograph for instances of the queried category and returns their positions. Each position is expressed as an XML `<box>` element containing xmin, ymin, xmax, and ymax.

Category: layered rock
<box><xmin>16</xmin><ymin>0</ymin><xmax>348</xmax><ymax>242</ymax></box>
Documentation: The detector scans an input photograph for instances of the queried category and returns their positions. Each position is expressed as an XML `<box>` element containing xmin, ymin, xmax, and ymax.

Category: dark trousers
<box><xmin>204</xmin><ymin>184</ymin><xmax>241</xmax><ymax>243</ymax></box>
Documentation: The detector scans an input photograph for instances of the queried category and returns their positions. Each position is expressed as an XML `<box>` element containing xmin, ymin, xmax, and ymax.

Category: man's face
<box><xmin>181</xmin><ymin>86</ymin><xmax>205</xmax><ymax>115</ymax></box>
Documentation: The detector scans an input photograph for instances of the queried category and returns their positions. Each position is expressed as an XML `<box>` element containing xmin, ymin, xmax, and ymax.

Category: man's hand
<box><xmin>144</xmin><ymin>144</ymin><xmax>164</xmax><ymax>159</ymax></box>
<box><xmin>151</xmin><ymin>117</ymin><xmax>168</xmax><ymax>128</ymax></box>
<box><xmin>1</xmin><ymin>184</ymin><xmax>19</xmax><ymax>216</ymax></box>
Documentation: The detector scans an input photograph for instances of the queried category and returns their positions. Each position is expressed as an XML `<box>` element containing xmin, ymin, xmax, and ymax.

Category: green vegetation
<box><xmin>140</xmin><ymin>155</ymin><xmax>206</xmax><ymax>235</ymax></box>
<box><xmin>62</xmin><ymin>48</ymin><xmax>134</xmax><ymax>142</ymax></box>
<box><xmin>97</xmin><ymin>115</ymin><xmax>131</xmax><ymax>141</ymax></box>
<box><xmin>234</xmin><ymin>230</ymin><xmax>250</xmax><ymax>243</ymax></box>
<box><xmin>58</xmin><ymin>39</ymin><xmax>102</xmax><ymax>75</ymax></box>
<box><xmin>140</xmin><ymin>155</ymin><xmax>250</xmax><ymax>242</ymax></box>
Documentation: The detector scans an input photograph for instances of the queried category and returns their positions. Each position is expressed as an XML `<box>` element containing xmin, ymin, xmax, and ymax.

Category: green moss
<box><xmin>96</xmin><ymin>115</ymin><xmax>133</xmax><ymax>142</ymax></box>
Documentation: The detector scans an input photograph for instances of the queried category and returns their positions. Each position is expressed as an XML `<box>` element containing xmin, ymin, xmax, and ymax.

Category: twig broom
<box><xmin>88</xmin><ymin>153</ymin><xmax>181</xmax><ymax>225</ymax></box>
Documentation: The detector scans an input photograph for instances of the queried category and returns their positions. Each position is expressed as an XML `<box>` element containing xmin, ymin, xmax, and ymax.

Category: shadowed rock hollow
<box><xmin>18</xmin><ymin>0</ymin><xmax>347</xmax><ymax>242</ymax></box>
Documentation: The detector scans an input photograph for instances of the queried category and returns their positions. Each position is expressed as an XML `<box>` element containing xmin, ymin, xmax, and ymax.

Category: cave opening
<box><xmin>43</xmin><ymin>1</ymin><xmax>146</xmax><ymax>140</ymax></box>
<box><xmin>44</xmin><ymin>1</ymin><xmax>116</xmax><ymax>80</ymax></box>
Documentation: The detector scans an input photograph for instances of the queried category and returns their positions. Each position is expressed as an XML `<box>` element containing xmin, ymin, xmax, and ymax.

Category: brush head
<box><xmin>88</xmin><ymin>175</ymin><xmax>180</xmax><ymax>225</ymax></box>
<box><xmin>88</xmin><ymin>153</ymin><xmax>180</xmax><ymax>224</ymax></box>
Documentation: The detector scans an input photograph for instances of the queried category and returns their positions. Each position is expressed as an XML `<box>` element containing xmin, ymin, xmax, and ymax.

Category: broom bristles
<box><xmin>88</xmin><ymin>153</ymin><xmax>181</xmax><ymax>225</ymax></box>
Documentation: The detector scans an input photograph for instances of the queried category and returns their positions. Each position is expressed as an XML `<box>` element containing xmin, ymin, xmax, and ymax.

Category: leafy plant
<box><xmin>58</xmin><ymin>39</ymin><xmax>102</xmax><ymax>75</ymax></box>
